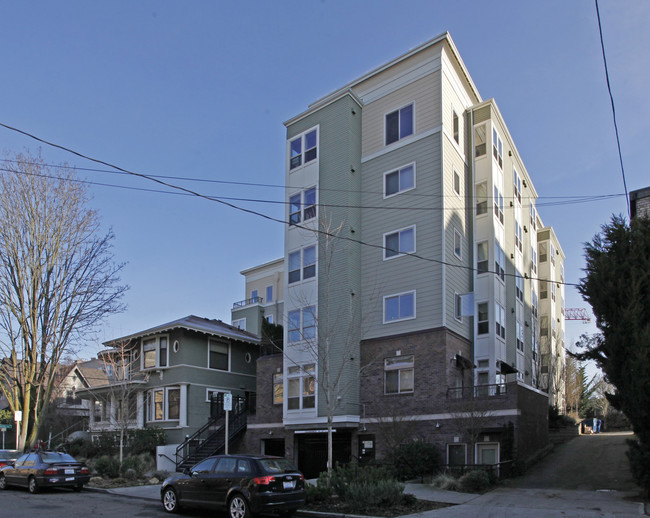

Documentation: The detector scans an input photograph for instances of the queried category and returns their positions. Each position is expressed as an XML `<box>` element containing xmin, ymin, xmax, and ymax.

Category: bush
<box><xmin>120</xmin><ymin>455</ymin><xmax>143</xmax><ymax>477</ymax></box>
<box><xmin>626</xmin><ymin>439</ymin><xmax>650</xmax><ymax>497</ymax></box>
<box><xmin>329</xmin><ymin>464</ymin><xmax>393</xmax><ymax>499</ymax></box>
<box><xmin>94</xmin><ymin>455</ymin><xmax>120</xmax><ymax>478</ymax></box>
<box><xmin>305</xmin><ymin>480</ymin><xmax>332</xmax><ymax>503</ymax></box>
<box><xmin>64</xmin><ymin>438</ymin><xmax>97</xmax><ymax>459</ymax></box>
<box><xmin>385</xmin><ymin>440</ymin><xmax>441</xmax><ymax>481</ymax></box>
<box><xmin>343</xmin><ymin>479</ymin><xmax>404</xmax><ymax>512</ymax></box>
<box><xmin>432</xmin><ymin>473</ymin><xmax>459</xmax><ymax>491</ymax></box>
<box><xmin>458</xmin><ymin>470</ymin><xmax>491</xmax><ymax>492</ymax></box>
<box><xmin>128</xmin><ymin>428</ymin><xmax>166</xmax><ymax>456</ymax></box>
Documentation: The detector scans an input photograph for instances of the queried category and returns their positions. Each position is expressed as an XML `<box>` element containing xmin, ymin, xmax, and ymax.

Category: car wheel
<box><xmin>162</xmin><ymin>487</ymin><xmax>180</xmax><ymax>513</ymax></box>
<box><xmin>228</xmin><ymin>494</ymin><xmax>250</xmax><ymax>518</ymax></box>
<box><xmin>0</xmin><ymin>474</ymin><xmax>7</xmax><ymax>490</ymax></box>
<box><xmin>28</xmin><ymin>476</ymin><xmax>39</xmax><ymax>494</ymax></box>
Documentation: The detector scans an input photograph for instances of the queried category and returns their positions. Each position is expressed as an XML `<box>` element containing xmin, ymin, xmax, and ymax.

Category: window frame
<box><xmin>288</xmin><ymin>188</ymin><xmax>317</xmax><ymax>226</ymax></box>
<box><xmin>477</xmin><ymin>241</ymin><xmax>488</xmax><ymax>274</ymax></box>
<box><xmin>492</xmin><ymin>127</ymin><xmax>503</xmax><ymax>169</ymax></box>
<box><xmin>383</xmin><ymin>291</ymin><xmax>416</xmax><ymax>323</ymax></box>
<box><xmin>207</xmin><ymin>339</ymin><xmax>230</xmax><ymax>371</ymax></box>
<box><xmin>384</xmin><ymin>354</ymin><xmax>414</xmax><ymax>395</ymax></box>
<box><xmin>273</xmin><ymin>372</ymin><xmax>283</xmax><ymax>405</ymax></box>
<box><xmin>477</xmin><ymin>302</ymin><xmax>489</xmax><ymax>335</ymax></box>
<box><xmin>287</xmin><ymin>306</ymin><xmax>317</xmax><ymax>343</ymax></box>
<box><xmin>452</xmin><ymin>109</ymin><xmax>460</xmax><ymax>144</ymax></box>
<box><xmin>265</xmin><ymin>285</ymin><xmax>273</xmax><ymax>303</ymax></box>
<box><xmin>385</xmin><ymin>103</ymin><xmax>414</xmax><ymax>146</ymax></box>
<box><xmin>384</xmin><ymin>225</ymin><xmax>416</xmax><ymax>260</ymax></box>
<box><xmin>147</xmin><ymin>386</ymin><xmax>181</xmax><ymax>422</ymax></box>
<box><xmin>454</xmin><ymin>293</ymin><xmax>462</xmax><ymax>322</ymax></box>
<box><xmin>453</xmin><ymin>228</ymin><xmax>462</xmax><ymax>260</ymax></box>
<box><xmin>383</xmin><ymin>163</ymin><xmax>416</xmax><ymax>198</ymax></box>
<box><xmin>141</xmin><ymin>335</ymin><xmax>170</xmax><ymax>371</ymax></box>
<box><xmin>232</xmin><ymin>318</ymin><xmax>246</xmax><ymax>330</ymax></box>
<box><xmin>289</xmin><ymin>245</ymin><xmax>316</xmax><ymax>284</ymax></box>
<box><xmin>495</xmin><ymin>303</ymin><xmax>506</xmax><ymax>340</ymax></box>
<box><xmin>287</xmin><ymin>364</ymin><xmax>315</xmax><ymax>411</ymax></box>
<box><xmin>289</xmin><ymin>128</ymin><xmax>318</xmax><ymax>171</ymax></box>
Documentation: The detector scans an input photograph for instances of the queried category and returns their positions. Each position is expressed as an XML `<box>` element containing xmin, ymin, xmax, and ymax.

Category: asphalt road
<box><xmin>507</xmin><ymin>431</ymin><xmax>638</xmax><ymax>491</ymax></box>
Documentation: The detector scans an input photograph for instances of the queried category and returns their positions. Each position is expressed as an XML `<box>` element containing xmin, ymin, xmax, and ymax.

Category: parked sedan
<box><xmin>0</xmin><ymin>451</ymin><xmax>90</xmax><ymax>493</ymax></box>
<box><xmin>0</xmin><ymin>450</ymin><xmax>21</xmax><ymax>468</ymax></box>
<box><xmin>161</xmin><ymin>454</ymin><xmax>306</xmax><ymax>517</ymax></box>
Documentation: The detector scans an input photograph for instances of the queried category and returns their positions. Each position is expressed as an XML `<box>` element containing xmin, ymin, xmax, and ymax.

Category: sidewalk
<box><xmin>87</xmin><ymin>483</ymin><xmax>162</xmax><ymax>501</ymax></box>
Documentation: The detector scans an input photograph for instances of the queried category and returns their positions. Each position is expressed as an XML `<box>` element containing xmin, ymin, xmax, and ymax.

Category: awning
<box><xmin>497</xmin><ymin>361</ymin><xmax>518</xmax><ymax>375</ymax></box>
<box><xmin>454</xmin><ymin>354</ymin><xmax>475</xmax><ymax>370</ymax></box>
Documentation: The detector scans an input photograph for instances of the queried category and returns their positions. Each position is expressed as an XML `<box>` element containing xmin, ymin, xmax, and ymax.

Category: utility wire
<box><xmin>595</xmin><ymin>0</ymin><xmax>630</xmax><ymax>218</ymax></box>
<box><xmin>0</xmin><ymin>121</ymin><xmax>579</xmax><ymax>287</ymax></box>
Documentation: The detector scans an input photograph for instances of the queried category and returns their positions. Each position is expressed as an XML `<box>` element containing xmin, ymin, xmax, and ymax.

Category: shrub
<box><xmin>432</xmin><ymin>473</ymin><xmax>459</xmax><ymax>491</ymax></box>
<box><xmin>305</xmin><ymin>480</ymin><xmax>332</xmax><ymax>503</ymax></box>
<box><xmin>94</xmin><ymin>455</ymin><xmax>120</xmax><ymax>478</ymax></box>
<box><xmin>93</xmin><ymin>433</ymin><xmax>118</xmax><ymax>456</ymax></box>
<box><xmin>458</xmin><ymin>470</ymin><xmax>491</xmax><ymax>492</ymax></box>
<box><xmin>64</xmin><ymin>438</ymin><xmax>97</xmax><ymax>459</ymax></box>
<box><xmin>329</xmin><ymin>464</ymin><xmax>393</xmax><ymax>499</ymax></box>
<box><xmin>120</xmin><ymin>455</ymin><xmax>143</xmax><ymax>477</ymax></box>
<box><xmin>343</xmin><ymin>479</ymin><xmax>404</xmax><ymax>512</ymax></box>
<box><xmin>385</xmin><ymin>440</ymin><xmax>441</xmax><ymax>481</ymax></box>
<box><xmin>626</xmin><ymin>439</ymin><xmax>650</xmax><ymax>497</ymax></box>
<box><xmin>128</xmin><ymin>428</ymin><xmax>167</xmax><ymax>456</ymax></box>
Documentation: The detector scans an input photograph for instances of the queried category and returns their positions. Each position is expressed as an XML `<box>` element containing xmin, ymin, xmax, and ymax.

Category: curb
<box><xmin>83</xmin><ymin>485</ymin><xmax>159</xmax><ymax>502</ymax></box>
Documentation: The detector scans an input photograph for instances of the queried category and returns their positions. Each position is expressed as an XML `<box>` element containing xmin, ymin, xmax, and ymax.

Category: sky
<box><xmin>1</xmin><ymin>1</ymin><xmax>648</xmax><ymax>361</ymax></box>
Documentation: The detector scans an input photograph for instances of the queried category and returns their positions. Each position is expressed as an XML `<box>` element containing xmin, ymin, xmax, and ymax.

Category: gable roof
<box><xmin>102</xmin><ymin>315</ymin><xmax>261</xmax><ymax>347</ymax></box>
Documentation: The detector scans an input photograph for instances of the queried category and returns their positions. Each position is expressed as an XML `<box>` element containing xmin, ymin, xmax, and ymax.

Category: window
<box><xmin>384</xmin><ymin>226</ymin><xmax>415</xmax><ymax>259</ymax></box>
<box><xmin>384</xmin><ymin>291</ymin><xmax>415</xmax><ymax>323</ymax></box>
<box><xmin>530</xmin><ymin>203</ymin><xmax>537</xmax><ymax>230</ymax></box>
<box><xmin>251</xmin><ymin>289</ymin><xmax>259</xmax><ymax>301</ymax></box>
<box><xmin>477</xmin><ymin>241</ymin><xmax>488</xmax><ymax>274</ymax></box>
<box><xmin>289</xmin><ymin>188</ymin><xmax>317</xmax><ymax>225</ymax></box>
<box><xmin>475</xmin><ymin>181</ymin><xmax>487</xmax><ymax>215</ymax></box>
<box><xmin>289</xmin><ymin>129</ymin><xmax>317</xmax><ymax>170</ymax></box>
<box><xmin>453</xmin><ymin>169</ymin><xmax>461</xmax><ymax>196</ymax></box>
<box><xmin>477</xmin><ymin>302</ymin><xmax>489</xmax><ymax>334</ymax></box>
<box><xmin>454</xmin><ymin>229</ymin><xmax>462</xmax><ymax>259</ymax></box>
<box><xmin>266</xmin><ymin>286</ymin><xmax>273</xmax><ymax>303</ymax></box>
<box><xmin>232</xmin><ymin>318</ymin><xmax>246</xmax><ymax>330</ymax></box>
<box><xmin>141</xmin><ymin>336</ymin><xmax>169</xmax><ymax>370</ymax></box>
<box><xmin>513</xmin><ymin>169</ymin><xmax>522</xmax><ymax>204</ymax></box>
<box><xmin>531</xmin><ymin>246</ymin><xmax>537</xmax><ymax>275</ymax></box>
<box><xmin>474</xmin><ymin>124</ymin><xmax>487</xmax><ymax>157</ymax></box>
<box><xmin>516</xmin><ymin>321</ymin><xmax>524</xmax><ymax>351</ymax></box>
<box><xmin>540</xmin><ymin>281</ymin><xmax>548</xmax><ymax>300</ymax></box>
<box><xmin>550</xmin><ymin>243</ymin><xmax>556</xmax><ymax>266</ymax></box>
<box><xmin>493</xmin><ymin>185</ymin><xmax>504</xmax><ymax>224</ymax></box>
<box><xmin>454</xmin><ymin>293</ymin><xmax>462</xmax><ymax>322</ymax></box>
<box><xmin>385</xmin><ymin>103</ymin><xmax>413</xmax><ymax>145</ymax></box>
<box><xmin>287</xmin><ymin>364</ymin><xmax>315</xmax><ymax>410</ymax></box>
<box><xmin>448</xmin><ymin>444</ymin><xmax>467</xmax><ymax>466</ymax></box>
<box><xmin>288</xmin><ymin>245</ymin><xmax>316</xmax><ymax>283</ymax></box>
<box><xmin>452</xmin><ymin>110</ymin><xmax>460</xmax><ymax>144</ymax></box>
<box><xmin>495</xmin><ymin>241</ymin><xmax>505</xmax><ymax>281</ymax></box>
<box><xmin>384</xmin><ymin>164</ymin><xmax>415</xmax><ymax>197</ymax></box>
<box><xmin>560</xmin><ymin>264</ymin><xmax>565</xmax><ymax>283</ymax></box>
<box><xmin>147</xmin><ymin>387</ymin><xmax>180</xmax><ymax>422</ymax></box>
<box><xmin>515</xmin><ymin>220</ymin><xmax>523</xmax><ymax>252</ymax></box>
<box><xmin>540</xmin><ymin>315</ymin><xmax>549</xmax><ymax>337</ymax></box>
<box><xmin>384</xmin><ymin>354</ymin><xmax>414</xmax><ymax>394</ymax></box>
<box><xmin>515</xmin><ymin>271</ymin><xmax>524</xmax><ymax>302</ymax></box>
<box><xmin>551</xmin><ymin>281</ymin><xmax>556</xmax><ymax>302</ymax></box>
<box><xmin>492</xmin><ymin>127</ymin><xmax>503</xmax><ymax>169</ymax></box>
<box><xmin>273</xmin><ymin>372</ymin><xmax>283</xmax><ymax>405</ymax></box>
<box><xmin>539</xmin><ymin>242</ymin><xmax>548</xmax><ymax>262</ymax></box>
<box><xmin>208</xmin><ymin>339</ymin><xmax>229</xmax><ymax>370</ymax></box>
<box><xmin>287</xmin><ymin>307</ymin><xmax>316</xmax><ymax>343</ymax></box>
<box><xmin>495</xmin><ymin>303</ymin><xmax>506</xmax><ymax>340</ymax></box>
<box><xmin>532</xmin><ymin>289</ymin><xmax>538</xmax><ymax>318</ymax></box>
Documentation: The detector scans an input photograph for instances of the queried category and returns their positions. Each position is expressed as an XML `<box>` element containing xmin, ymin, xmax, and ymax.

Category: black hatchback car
<box><xmin>0</xmin><ymin>451</ymin><xmax>90</xmax><ymax>493</ymax></box>
<box><xmin>161</xmin><ymin>454</ymin><xmax>306</xmax><ymax>517</ymax></box>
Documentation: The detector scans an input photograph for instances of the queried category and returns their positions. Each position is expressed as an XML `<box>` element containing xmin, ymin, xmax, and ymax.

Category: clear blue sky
<box><xmin>1</xmin><ymin>1</ymin><xmax>647</xmax><ymax>360</ymax></box>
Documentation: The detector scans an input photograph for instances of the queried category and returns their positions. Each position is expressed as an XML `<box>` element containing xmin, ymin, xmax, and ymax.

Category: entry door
<box><xmin>476</xmin><ymin>443</ymin><xmax>499</xmax><ymax>465</ymax></box>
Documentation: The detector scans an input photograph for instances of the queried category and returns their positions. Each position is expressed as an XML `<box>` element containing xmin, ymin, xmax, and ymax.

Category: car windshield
<box><xmin>0</xmin><ymin>450</ymin><xmax>21</xmax><ymax>460</ymax></box>
<box><xmin>40</xmin><ymin>452</ymin><xmax>77</xmax><ymax>464</ymax></box>
<box><xmin>259</xmin><ymin>458</ymin><xmax>297</xmax><ymax>473</ymax></box>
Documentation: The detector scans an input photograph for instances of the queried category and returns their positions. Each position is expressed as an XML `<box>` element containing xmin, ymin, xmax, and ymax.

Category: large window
<box><xmin>288</xmin><ymin>246</ymin><xmax>316</xmax><ymax>283</ymax></box>
<box><xmin>492</xmin><ymin>127</ymin><xmax>503</xmax><ymax>169</ymax></box>
<box><xmin>384</xmin><ymin>355</ymin><xmax>414</xmax><ymax>394</ymax></box>
<box><xmin>477</xmin><ymin>241</ymin><xmax>488</xmax><ymax>274</ymax></box>
<box><xmin>531</xmin><ymin>245</ymin><xmax>537</xmax><ymax>275</ymax></box>
<box><xmin>147</xmin><ymin>387</ymin><xmax>180</xmax><ymax>422</ymax></box>
<box><xmin>288</xmin><ymin>306</ymin><xmax>316</xmax><ymax>343</ymax></box>
<box><xmin>384</xmin><ymin>226</ymin><xmax>415</xmax><ymax>259</ymax></box>
<box><xmin>513</xmin><ymin>169</ymin><xmax>522</xmax><ymax>204</ymax></box>
<box><xmin>516</xmin><ymin>321</ymin><xmax>524</xmax><ymax>352</ymax></box>
<box><xmin>452</xmin><ymin>110</ymin><xmax>460</xmax><ymax>144</ymax></box>
<box><xmin>494</xmin><ymin>241</ymin><xmax>505</xmax><ymax>281</ymax></box>
<box><xmin>266</xmin><ymin>286</ymin><xmax>273</xmax><ymax>303</ymax></box>
<box><xmin>289</xmin><ymin>188</ymin><xmax>317</xmax><ymax>225</ymax></box>
<box><xmin>454</xmin><ymin>228</ymin><xmax>462</xmax><ymax>259</ymax></box>
<box><xmin>385</xmin><ymin>103</ymin><xmax>413</xmax><ymax>145</ymax></box>
<box><xmin>287</xmin><ymin>364</ymin><xmax>315</xmax><ymax>410</ymax></box>
<box><xmin>477</xmin><ymin>302</ymin><xmax>489</xmax><ymax>334</ymax></box>
<box><xmin>493</xmin><ymin>185</ymin><xmax>504</xmax><ymax>224</ymax></box>
<box><xmin>515</xmin><ymin>220</ymin><xmax>523</xmax><ymax>253</ymax></box>
<box><xmin>289</xmin><ymin>129</ymin><xmax>317</xmax><ymax>170</ymax></box>
<box><xmin>208</xmin><ymin>339</ymin><xmax>229</xmax><ymax>370</ymax></box>
<box><xmin>384</xmin><ymin>291</ymin><xmax>415</xmax><ymax>323</ymax></box>
<box><xmin>273</xmin><ymin>372</ymin><xmax>283</xmax><ymax>405</ymax></box>
<box><xmin>453</xmin><ymin>168</ymin><xmax>461</xmax><ymax>196</ymax></box>
<box><xmin>384</xmin><ymin>164</ymin><xmax>415</xmax><ymax>197</ymax></box>
<box><xmin>495</xmin><ymin>303</ymin><xmax>506</xmax><ymax>340</ymax></box>
<box><xmin>475</xmin><ymin>181</ymin><xmax>487</xmax><ymax>215</ymax></box>
<box><xmin>474</xmin><ymin>124</ymin><xmax>487</xmax><ymax>157</ymax></box>
<box><xmin>142</xmin><ymin>336</ymin><xmax>168</xmax><ymax>370</ymax></box>
<box><xmin>515</xmin><ymin>271</ymin><xmax>524</xmax><ymax>302</ymax></box>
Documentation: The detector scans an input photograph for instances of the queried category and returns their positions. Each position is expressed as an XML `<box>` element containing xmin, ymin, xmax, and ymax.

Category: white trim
<box><xmin>207</xmin><ymin>338</ymin><xmax>231</xmax><ymax>371</ymax></box>
<box><xmin>287</xmin><ymin>125</ymin><xmax>319</xmax><ymax>173</ymax></box>
<box><xmin>383</xmin><ymin>162</ymin><xmax>416</xmax><ymax>199</ymax></box>
<box><xmin>141</xmin><ymin>334</ymin><xmax>170</xmax><ymax>371</ymax></box>
<box><xmin>383</xmin><ymin>225</ymin><xmax>416</xmax><ymax>260</ymax></box>
<box><xmin>361</xmin><ymin>408</ymin><xmax>521</xmax><ymax>423</ymax></box>
<box><xmin>453</xmin><ymin>227</ymin><xmax>462</xmax><ymax>260</ymax></box>
<box><xmin>453</xmin><ymin>167</ymin><xmax>462</xmax><ymax>198</ymax></box>
<box><xmin>362</xmin><ymin>125</ymin><xmax>442</xmax><ymax>163</ymax></box>
<box><xmin>383</xmin><ymin>101</ymin><xmax>415</xmax><ymax>147</ymax></box>
<box><xmin>383</xmin><ymin>290</ymin><xmax>416</xmax><ymax>324</ymax></box>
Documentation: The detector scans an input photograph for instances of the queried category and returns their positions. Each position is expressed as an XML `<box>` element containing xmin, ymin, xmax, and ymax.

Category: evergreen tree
<box><xmin>576</xmin><ymin>215</ymin><xmax>650</xmax><ymax>495</ymax></box>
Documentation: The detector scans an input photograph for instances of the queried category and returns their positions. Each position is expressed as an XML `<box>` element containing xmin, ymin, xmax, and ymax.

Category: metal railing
<box><xmin>446</xmin><ymin>383</ymin><xmax>508</xmax><ymax>399</ymax></box>
<box><xmin>232</xmin><ymin>296</ymin><xmax>264</xmax><ymax>309</ymax></box>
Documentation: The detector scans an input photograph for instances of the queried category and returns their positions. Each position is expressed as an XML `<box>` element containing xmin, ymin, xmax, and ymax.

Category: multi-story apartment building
<box><xmin>234</xmin><ymin>32</ymin><xmax>565</xmax><ymax>478</ymax></box>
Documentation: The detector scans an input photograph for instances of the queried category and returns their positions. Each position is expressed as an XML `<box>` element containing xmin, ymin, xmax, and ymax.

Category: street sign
<box><xmin>223</xmin><ymin>393</ymin><xmax>232</xmax><ymax>412</ymax></box>
<box><xmin>0</xmin><ymin>424</ymin><xmax>11</xmax><ymax>430</ymax></box>
<box><xmin>14</xmin><ymin>411</ymin><xmax>22</xmax><ymax>422</ymax></box>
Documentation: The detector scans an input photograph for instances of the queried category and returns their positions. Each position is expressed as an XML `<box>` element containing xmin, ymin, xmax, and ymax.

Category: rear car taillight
<box><xmin>44</xmin><ymin>468</ymin><xmax>58</xmax><ymax>475</ymax></box>
<box><xmin>80</xmin><ymin>467</ymin><xmax>89</xmax><ymax>475</ymax></box>
<box><xmin>253</xmin><ymin>476</ymin><xmax>276</xmax><ymax>485</ymax></box>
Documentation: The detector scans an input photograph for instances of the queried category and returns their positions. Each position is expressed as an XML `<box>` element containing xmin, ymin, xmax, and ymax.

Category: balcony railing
<box><xmin>232</xmin><ymin>296</ymin><xmax>264</xmax><ymax>309</ymax></box>
<box><xmin>446</xmin><ymin>383</ymin><xmax>508</xmax><ymax>399</ymax></box>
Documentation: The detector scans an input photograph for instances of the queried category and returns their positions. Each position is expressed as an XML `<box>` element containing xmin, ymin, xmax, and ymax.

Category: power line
<box><xmin>0</xmin><ymin>121</ymin><xmax>580</xmax><ymax>288</ymax></box>
<box><xmin>595</xmin><ymin>0</ymin><xmax>630</xmax><ymax>218</ymax></box>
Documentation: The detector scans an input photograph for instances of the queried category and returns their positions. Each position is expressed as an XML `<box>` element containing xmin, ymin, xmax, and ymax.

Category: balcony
<box><xmin>446</xmin><ymin>383</ymin><xmax>508</xmax><ymax>400</ymax></box>
<box><xmin>232</xmin><ymin>296</ymin><xmax>264</xmax><ymax>309</ymax></box>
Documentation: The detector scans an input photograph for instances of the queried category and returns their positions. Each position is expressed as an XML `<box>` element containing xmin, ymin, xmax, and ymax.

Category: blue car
<box><xmin>0</xmin><ymin>450</ymin><xmax>90</xmax><ymax>493</ymax></box>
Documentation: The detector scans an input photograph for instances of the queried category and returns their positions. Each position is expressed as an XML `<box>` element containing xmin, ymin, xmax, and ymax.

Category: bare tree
<box><xmin>0</xmin><ymin>152</ymin><xmax>127</xmax><ymax>449</ymax></box>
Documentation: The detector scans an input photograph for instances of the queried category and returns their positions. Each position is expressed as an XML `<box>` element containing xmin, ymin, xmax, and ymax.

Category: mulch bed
<box><xmin>301</xmin><ymin>499</ymin><xmax>451</xmax><ymax>517</ymax></box>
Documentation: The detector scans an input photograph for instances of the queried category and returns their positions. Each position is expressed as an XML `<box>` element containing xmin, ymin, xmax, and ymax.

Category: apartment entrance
<box><xmin>296</xmin><ymin>431</ymin><xmax>351</xmax><ymax>479</ymax></box>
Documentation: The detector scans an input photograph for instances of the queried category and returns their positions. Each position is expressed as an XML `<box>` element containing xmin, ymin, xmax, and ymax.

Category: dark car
<box><xmin>0</xmin><ymin>450</ymin><xmax>21</xmax><ymax>468</ymax></box>
<box><xmin>161</xmin><ymin>454</ymin><xmax>306</xmax><ymax>516</ymax></box>
<box><xmin>0</xmin><ymin>450</ymin><xmax>90</xmax><ymax>493</ymax></box>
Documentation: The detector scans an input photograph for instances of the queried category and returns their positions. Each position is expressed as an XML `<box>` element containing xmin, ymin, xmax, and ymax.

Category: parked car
<box><xmin>0</xmin><ymin>450</ymin><xmax>90</xmax><ymax>493</ymax></box>
<box><xmin>0</xmin><ymin>450</ymin><xmax>21</xmax><ymax>468</ymax></box>
<box><xmin>161</xmin><ymin>454</ymin><xmax>306</xmax><ymax>516</ymax></box>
